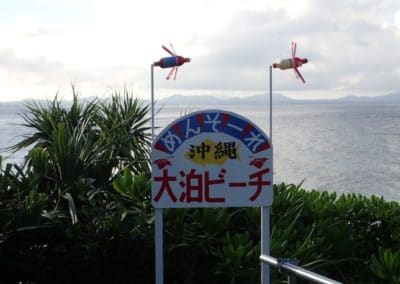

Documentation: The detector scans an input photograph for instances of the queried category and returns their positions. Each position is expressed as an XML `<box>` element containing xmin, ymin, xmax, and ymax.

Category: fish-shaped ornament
<box><xmin>153</xmin><ymin>43</ymin><xmax>191</xmax><ymax>80</ymax></box>
<box><xmin>273</xmin><ymin>42</ymin><xmax>308</xmax><ymax>83</ymax></box>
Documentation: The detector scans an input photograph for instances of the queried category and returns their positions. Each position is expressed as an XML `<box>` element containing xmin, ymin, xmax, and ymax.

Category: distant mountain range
<box><xmin>158</xmin><ymin>94</ymin><xmax>283</xmax><ymax>105</ymax></box>
<box><xmin>159</xmin><ymin>92</ymin><xmax>400</xmax><ymax>105</ymax></box>
<box><xmin>333</xmin><ymin>92</ymin><xmax>400</xmax><ymax>103</ymax></box>
<box><xmin>1</xmin><ymin>92</ymin><xmax>400</xmax><ymax>108</ymax></box>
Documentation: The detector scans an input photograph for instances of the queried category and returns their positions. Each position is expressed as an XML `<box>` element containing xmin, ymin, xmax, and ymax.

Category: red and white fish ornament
<box><xmin>273</xmin><ymin>42</ymin><xmax>308</xmax><ymax>83</ymax></box>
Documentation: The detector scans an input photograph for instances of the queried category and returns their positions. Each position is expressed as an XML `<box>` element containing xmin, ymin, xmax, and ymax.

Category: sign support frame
<box><xmin>150</xmin><ymin>63</ymin><xmax>274</xmax><ymax>284</ymax></box>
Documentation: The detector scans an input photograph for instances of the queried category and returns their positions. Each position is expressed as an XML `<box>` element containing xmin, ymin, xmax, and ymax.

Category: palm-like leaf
<box><xmin>10</xmin><ymin>90</ymin><xmax>98</xmax><ymax>153</ymax></box>
<box><xmin>48</xmin><ymin>118</ymin><xmax>103</xmax><ymax>183</ymax></box>
<box><xmin>96</xmin><ymin>90</ymin><xmax>151</xmax><ymax>176</ymax></box>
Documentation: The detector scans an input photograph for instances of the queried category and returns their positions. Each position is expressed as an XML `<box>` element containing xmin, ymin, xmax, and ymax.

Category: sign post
<box><xmin>151</xmin><ymin>43</ymin><xmax>191</xmax><ymax>284</ymax></box>
<box><xmin>261</xmin><ymin>65</ymin><xmax>273</xmax><ymax>284</ymax></box>
<box><xmin>151</xmin><ymin>63</ymin><xmax>164</xmax><ymax>284</ymax></box>
<box><xmin>151</xmin><ymin>109</ymin><xmax>273</xmax><ymax>281</ymax></box>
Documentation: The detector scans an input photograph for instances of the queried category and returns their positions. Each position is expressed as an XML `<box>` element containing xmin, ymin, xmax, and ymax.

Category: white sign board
<box><xmin>151</xmin><ymin>109</ymin><xmax>273</xmax><ymax>208</ymax></box>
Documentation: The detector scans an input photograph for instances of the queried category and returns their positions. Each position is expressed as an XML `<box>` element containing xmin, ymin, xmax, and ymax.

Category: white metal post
<box><xmin>269</xmin><ymin>65</ymin><xmax>273</xmax><ymax>140</ymax></box>
<box><xmin>152</xmin><ymin>64</ymin><xmax>164</xmax><ymax>284</ymax></box>
<box><xmin>261</xmin><ymin>65</ymin><xmax>273</xmax><ymax>284</ymax></box>
<box><xmin>261</xmin><ymin>206</ymin><xmax>270</xmax><ymax>284</ymax></box>
<box><xmin>155</xmin><ymin>209</ymin><xmax>163</xmax><ymax>284</ymax></box>
<box><xmin>151</xmin><ymin>64</ymin><xmax>155</xmax><ymax>139</ymax></box>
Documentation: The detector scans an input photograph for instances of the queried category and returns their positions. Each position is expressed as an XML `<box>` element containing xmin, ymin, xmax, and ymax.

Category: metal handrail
<box><xmin>260</xmin><ymin>254</ymin><xmax>342</xmax><ymax>284</ymax></box>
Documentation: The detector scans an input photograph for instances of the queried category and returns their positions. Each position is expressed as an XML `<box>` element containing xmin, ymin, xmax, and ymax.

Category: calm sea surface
<box><xmin>1</xmin><ymin>103</ymin><xmax>400</xmax><ymax>201</ymax></box>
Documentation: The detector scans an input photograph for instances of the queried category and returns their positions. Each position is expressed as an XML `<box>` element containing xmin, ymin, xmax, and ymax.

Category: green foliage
<box><xmin>112</xmin><ymin>169</ymin><xmax>153</xmax><ymax>234</ymax></box>
<box><xmin>215</xmin><ymin>231</ymin><xmax>259</xmax><ymax>283</ymax></box>
<box><xmin>97</xmin><ymin>93</ymin><xmax>152</xmax><ymax>176</ymax></box>
<box><xmin>0</xmin><ymin>89</ymin><xmax>154</xmax><ymax>283</ymax></box>
<box><xmin>270</xmin><ymin>183</ymin><xmax>400</xmax><ymax>283</ymax></box>
<box><xmin>11</xmin><ymin>89</ymin><xmax>98</xmax><ymax>152</ymax></box>
<box><xmin>371</xmin><ymin>247</ymin><xmax>400</xmax><ymax>283</ymax></box>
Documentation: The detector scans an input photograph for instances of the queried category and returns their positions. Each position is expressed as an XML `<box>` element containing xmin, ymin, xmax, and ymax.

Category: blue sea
<box><xmin>1</xmin><ymin>102</ymin><xmax>400</xmax><ymax>201</ymax></box>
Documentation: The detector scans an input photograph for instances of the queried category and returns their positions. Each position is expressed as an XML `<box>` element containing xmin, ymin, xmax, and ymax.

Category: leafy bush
<box><xmin>0</xmin><ymin>90</ymin><xmax>154</xmax><ymax>283</ymax></box>
<box><xmin>371</xmin><ymin>247</ymin><xmax>400</xmax><ymax>283</ymax></box>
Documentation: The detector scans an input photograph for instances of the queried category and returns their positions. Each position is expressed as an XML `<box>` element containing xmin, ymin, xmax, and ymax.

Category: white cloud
<box><xmin>0</xmin><ymin>0</ymin><xmax>400</xmax><ymax>101</ymax></box>
<box><xmin>395</xmin><ymin>10</ymin><xmax>400</xmax><ymax>29</ymax></box>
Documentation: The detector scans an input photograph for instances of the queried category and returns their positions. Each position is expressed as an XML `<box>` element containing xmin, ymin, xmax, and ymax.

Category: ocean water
<box><xmin>0</xmin><ymin>104</ymin><xmax>28</xmax><ymax>163</ymax></box>
<box><xmin>1</xmin><ymin>102</ymin><xmax>400</xmax><ymax>201</ymax></box>
<box><xmin>156</xmin><ymin>103</ymin><xmax>400</xmax><ymax>201</ymax></box>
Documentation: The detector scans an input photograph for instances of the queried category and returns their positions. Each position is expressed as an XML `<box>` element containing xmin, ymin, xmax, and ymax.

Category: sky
<box><xmin>0</xmin><ymin>0</ymin><xmax>400</xmax><ymax>101</ymax></box>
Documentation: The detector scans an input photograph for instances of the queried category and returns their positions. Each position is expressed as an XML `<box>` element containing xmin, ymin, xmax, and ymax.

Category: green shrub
<box><xmin>371</xmin><ymin>247</ymin><xmax>400</xmax><ymax>283</ymax></box>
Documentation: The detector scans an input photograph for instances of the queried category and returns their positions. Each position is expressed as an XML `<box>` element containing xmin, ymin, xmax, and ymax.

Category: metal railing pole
<box><xmin>260</xmin><ymin>254</ymin><xmax>342</xmax><ymax>284</ymax></box>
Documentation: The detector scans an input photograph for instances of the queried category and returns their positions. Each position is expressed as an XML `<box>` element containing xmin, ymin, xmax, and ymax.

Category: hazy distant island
<box><xmin>159</xmin><ymin>91</ymin><xmax>400</xmax><ymax>105</ymax></box>
<box><xmin>1</xmin><ymin>91</ymin><xmax>400</xmax><ymax>108</ymax></box>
